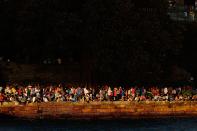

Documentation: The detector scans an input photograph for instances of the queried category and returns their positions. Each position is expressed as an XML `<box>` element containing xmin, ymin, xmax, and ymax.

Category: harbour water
<box><xmin>0</xmin><ymin>117</ymin><xmax>196</xmax><ymax>131</ymax></box>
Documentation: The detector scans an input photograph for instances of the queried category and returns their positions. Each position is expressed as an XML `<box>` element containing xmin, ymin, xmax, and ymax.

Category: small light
<box><xmin>190</xmin><ymin>77</ymin><xmax>194</xmax><ymax>81</ymax></box>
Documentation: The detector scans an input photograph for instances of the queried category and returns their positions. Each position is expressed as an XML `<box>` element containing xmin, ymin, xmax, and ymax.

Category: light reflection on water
<box><xmin>0</xmin><ymin>117</ymin><xmax>197</xmax><ymax>131</ymax></box>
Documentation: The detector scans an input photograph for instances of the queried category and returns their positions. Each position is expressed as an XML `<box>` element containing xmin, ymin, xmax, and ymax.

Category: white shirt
<box><xmin>164</xmin><ymin>88</ymin><xmax>168</xmax><ymax>94</ymax></box>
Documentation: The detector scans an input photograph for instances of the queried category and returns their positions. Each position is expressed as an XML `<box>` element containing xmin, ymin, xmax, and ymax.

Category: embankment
<box><xmin>0</xmin><ymin>101</ymin><xmax>196</xmax><ymax>120</ymax></box>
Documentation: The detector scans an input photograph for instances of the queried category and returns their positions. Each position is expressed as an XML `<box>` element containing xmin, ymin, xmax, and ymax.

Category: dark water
<box><xmin>0</xmin><ymin>117</ymin><xmax>197</xmax><ymax>131</ymax></box>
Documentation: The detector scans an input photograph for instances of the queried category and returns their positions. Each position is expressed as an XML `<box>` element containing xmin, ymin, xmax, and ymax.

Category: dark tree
<box><xmin>1</xmin><ymin>0</ymin><xmax>184</xmax><ymax>86</ymax></box>
<box><xmin>81</xmin><ymin>0</ymin><xmax>183</xmax><ymax>85</ymax></box>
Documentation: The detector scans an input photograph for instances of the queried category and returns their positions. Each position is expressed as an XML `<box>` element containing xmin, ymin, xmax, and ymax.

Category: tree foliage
<box><xmin>81</xmin><ymin>0</ymin><xmax>183</xmax><ymax>84</ymax></box>
<box><xmin>0</xmin><ymin>0</ymin><xmax>184</xmax><ymax>84</ymax></box>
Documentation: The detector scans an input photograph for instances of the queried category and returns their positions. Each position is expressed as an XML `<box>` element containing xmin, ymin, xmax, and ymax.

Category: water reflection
<box><xmin>0</xmin><ymin>117</ymin><xmax>197</xmax><ymax>131</ymax></box>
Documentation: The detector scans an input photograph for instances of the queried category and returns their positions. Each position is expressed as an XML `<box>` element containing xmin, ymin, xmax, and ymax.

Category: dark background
<box><xmin>0</xmin><ymin>0</ymin><xmax>196</xmax><ymax>86</ymax></box>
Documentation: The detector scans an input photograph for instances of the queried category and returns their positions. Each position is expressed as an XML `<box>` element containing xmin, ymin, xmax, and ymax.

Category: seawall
<box><xmin>0</xmin><ymin>101</ymin><xmax>197</xmax><ymax>120</ymax></box>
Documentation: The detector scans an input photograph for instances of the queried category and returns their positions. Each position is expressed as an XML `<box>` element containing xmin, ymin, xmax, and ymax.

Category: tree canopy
<box><xmin>0</xmin><ymin>0</ymin><xmax>185</xmax><ymax>84</ymax></box>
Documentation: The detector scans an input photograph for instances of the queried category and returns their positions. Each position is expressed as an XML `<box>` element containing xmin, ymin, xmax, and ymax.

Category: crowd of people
<box><xmin>0</xmin><ymin>83</ymin><xmax>196</xmax><ymax>105</ymax></box>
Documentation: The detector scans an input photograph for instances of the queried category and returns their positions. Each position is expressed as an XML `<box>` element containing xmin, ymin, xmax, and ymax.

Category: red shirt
<box><xmin>114</xmin><ymin>90</ymin><xmax>117</xmax><ymax>96</ymax></box>
<box><xmin>18</xmin><ymin>89</ymin><xmax>22</xmax><ymax>95</ymax></box>
<box><xmin>0</xmin><ymin>94</ymin><xmax>4</xmax><ymax>101</ymax></box>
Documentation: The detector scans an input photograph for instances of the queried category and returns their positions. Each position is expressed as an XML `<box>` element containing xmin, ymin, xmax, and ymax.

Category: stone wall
<box><xmin>0</xmin><ymin>101</ymin><xmax>197</xmax><ymax>120</ymax></box>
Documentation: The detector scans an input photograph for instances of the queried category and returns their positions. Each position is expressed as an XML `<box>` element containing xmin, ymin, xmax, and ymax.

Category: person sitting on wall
<box><xmin>0</xmin><ymin>92</ymin><xmax>4</xmax><ymax>105</ymax></box>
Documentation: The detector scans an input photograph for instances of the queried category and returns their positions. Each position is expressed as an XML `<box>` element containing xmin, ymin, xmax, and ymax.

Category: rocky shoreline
<box><xmin>0</xmin><ymin>101</ymin><xmax>196</xmax><ymax>120</ymax></box>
